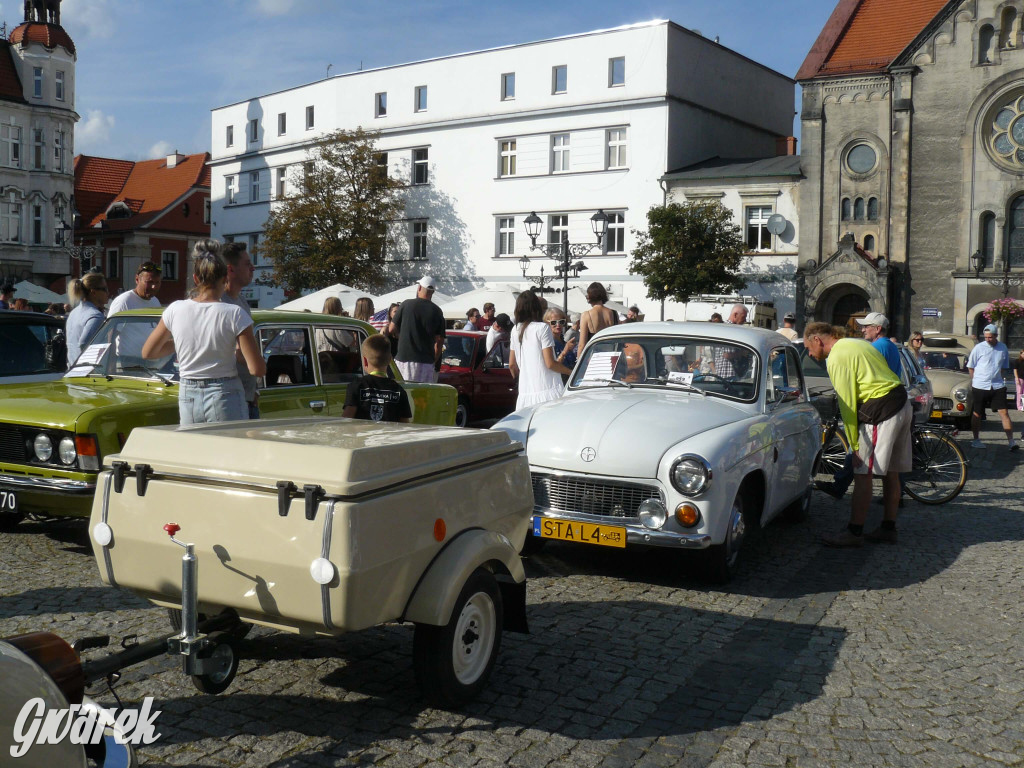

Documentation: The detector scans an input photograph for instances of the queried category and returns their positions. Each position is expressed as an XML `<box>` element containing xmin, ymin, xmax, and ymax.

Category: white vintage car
<box><xmin>492</xmin><ymin>322</ymin><xmax>822</xmax><ymax>581</ymax></box>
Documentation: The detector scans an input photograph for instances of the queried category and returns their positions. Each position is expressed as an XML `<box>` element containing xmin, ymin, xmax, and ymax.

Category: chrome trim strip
<box><xmin>0</xmin><ymin>474</ymin><xmax>94</xmax><ymax>494</ymax></box>
<box><xmin>320</xmin><ymin>499</ymin><xmax>336</xmax><ymax>631</ymax></box>
<box><xmin>533</xmin><ymin>509</ymin><xmax>712</xmax><ymax>549</ymax></box>
<box><xmin>99</xmin><ymin>472</ymin><xmax>117</xmax><ymax>587</ymax></box>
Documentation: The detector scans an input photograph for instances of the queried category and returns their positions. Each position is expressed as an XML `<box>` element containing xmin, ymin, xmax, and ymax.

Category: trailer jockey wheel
<box><xmin>191</xmin><ymin>631</ymin><xmax>239</xmax><ymax>695</ymax></box>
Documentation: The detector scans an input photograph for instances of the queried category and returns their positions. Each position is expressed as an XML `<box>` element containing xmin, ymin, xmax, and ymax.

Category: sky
<box><xmin>18</xmin><ymin>0</ymin><xmax>837</xmax><ymax>161</ymax></box>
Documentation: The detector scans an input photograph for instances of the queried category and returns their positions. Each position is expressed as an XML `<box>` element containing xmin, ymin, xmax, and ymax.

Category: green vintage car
<box><xmin>0</xmin><ymin>309</ymin><xmax>456</xmax><ymax>527</ymax></box>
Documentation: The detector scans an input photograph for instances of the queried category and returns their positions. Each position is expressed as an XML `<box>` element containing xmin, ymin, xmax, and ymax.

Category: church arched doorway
<box><xmin>814</xmin><ymin>285</ymin><xmax>871</xmax><ymax>329</ymax></box>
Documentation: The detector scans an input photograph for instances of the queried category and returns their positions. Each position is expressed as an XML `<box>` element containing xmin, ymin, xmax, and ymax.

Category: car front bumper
<box><xmin>0</xmin><ymin>471</ymin><xmax>96</xmax><ymax>517</ymax></box>
<box><xmin>531</xmin><ymin>508</ymin><xmax>713</xmax><ymax>550</ymax></box>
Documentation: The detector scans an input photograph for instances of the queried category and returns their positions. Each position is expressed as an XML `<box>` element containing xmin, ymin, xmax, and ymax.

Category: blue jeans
<box><xmin>179</xmin><ymin>377</ymin><xmax>246</xmax><ymax>425</ymax></box>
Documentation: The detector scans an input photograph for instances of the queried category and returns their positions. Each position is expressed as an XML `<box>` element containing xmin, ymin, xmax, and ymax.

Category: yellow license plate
<box><xmin>533</xmin><ymin>517</ymin><xmax>626</xmax><ymax>548</ymax></box>
<box><xmin>930</xmin><ymin>410</ymin><xmax>943</xmax><ymax>418</ymax></box>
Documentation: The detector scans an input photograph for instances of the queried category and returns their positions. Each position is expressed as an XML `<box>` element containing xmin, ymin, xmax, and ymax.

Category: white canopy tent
<box><xmin>375</xmin><ymin>283</ymin><xmax>454</xmax><ymax>309</ymax></box>
<box><xmin>563</xmin><ymin>286</ymin><xmax>628</xmax><ymax>318</ymax></box>
<box><xmin>442</xmin><ymin>284</ymin><xmax>523</xmax><ymax>320</ymax></box>
<box><xmin>275</xmin><ymin>284</ymin><xmax>378</xmax><ymax>313</ymax></box>
<box><xmin>14</xmin><ymin>280</ymin><xmax>67</xmax><ymax>305</ymax></box>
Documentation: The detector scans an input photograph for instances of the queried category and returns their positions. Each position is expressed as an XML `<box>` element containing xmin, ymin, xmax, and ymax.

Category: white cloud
<box><xmin>75</xmin><ymin>109</ymin><xmax>115</xmax><ymax>153</ymax></box>
<box><xmin>147</xmin><ymin>140</ymin><xmax>174</xmax><ymax>159</ymax></box>
<box><xmin>253</xmin><ymin>0</ymin><xmax>295</xmax><ymax>16</ymax></box>
<box><xmin>61</xmin><ymin>0</ymin><xmax>120</xmax><ymax>40</ymax></box>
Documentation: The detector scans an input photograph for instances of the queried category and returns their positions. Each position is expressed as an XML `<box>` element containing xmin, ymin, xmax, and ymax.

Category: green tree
<box><xmin>629</xmin><ymin>201</ymin><xmax>747</xmax><ymax>304</ymax></box>
<box><xmin>260</xmin><ymin>128</ymin><xmax>405</xmax><ymax>293</ymax></box>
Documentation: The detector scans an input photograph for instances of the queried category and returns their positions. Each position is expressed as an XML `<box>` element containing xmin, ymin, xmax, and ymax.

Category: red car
<box><xmin>439</xmin><ymin>330</ymin><xmax>516</xmax><ymax>427</ymax></box>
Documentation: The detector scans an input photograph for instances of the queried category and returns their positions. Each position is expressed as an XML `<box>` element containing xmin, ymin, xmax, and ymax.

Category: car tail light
<box><xmin>6</xmin><ymin>632</ymin><xmax>84</xmax><ymax>705</ymax></box>
<box><xmin>75</xmin><ymin>435</ymin><xmax>100</xmax><ymax>471</ymax></box>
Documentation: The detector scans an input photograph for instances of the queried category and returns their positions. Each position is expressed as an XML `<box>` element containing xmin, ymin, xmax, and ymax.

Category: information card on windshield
<box><xmin>579</xmin><ymin>351</ymin><xmax>620</xmax><ymax>384</ymax></box>
<box><xmin>65</xmin><ymin>342</ymin><xmax>110</xmax><ymax>378</ymax></box>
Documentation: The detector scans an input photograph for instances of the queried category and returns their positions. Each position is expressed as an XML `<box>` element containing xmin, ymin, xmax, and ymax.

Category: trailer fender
<box><xmin>402</xmin><ymin>529</ymin><xmax>526</xmax><ymax>630</ymax></box>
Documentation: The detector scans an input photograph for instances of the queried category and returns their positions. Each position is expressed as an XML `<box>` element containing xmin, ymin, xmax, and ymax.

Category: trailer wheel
<box><xmin>413</xmin><ymin>568</ymin><xmax>502</xmax><ymax>708</ymax></box>
<box><xmin>191</xmin><ymin>631</ymin><xmax>238</xmax><ymax>695</ymax></box>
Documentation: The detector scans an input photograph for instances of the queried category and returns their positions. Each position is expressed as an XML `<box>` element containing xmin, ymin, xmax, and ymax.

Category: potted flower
<box><xmin>982</xmin><ymin>298</ymin><xmax>1024</xmax><ymax>331</ymax></box>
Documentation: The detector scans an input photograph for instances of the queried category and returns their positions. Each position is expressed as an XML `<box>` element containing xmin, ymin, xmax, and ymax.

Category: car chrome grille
<box><xmin>932</xmin><ymin>398</ymin><xmax>953</xmax><ymax>411</ymax></box>
<box><xmin>531</xmin><ymin>472</ymin><xmax>662</xmax><ymax>519</ymax></box>
<box><xmin>0</xmin><ymin>426</ymin><xmax>27</xmax><ymax>464</ymax></box>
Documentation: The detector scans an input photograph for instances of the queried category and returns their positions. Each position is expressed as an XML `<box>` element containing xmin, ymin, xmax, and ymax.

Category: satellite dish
<box><xmin>766</xmin><ymin>214</ymin><xmax>787</xmax><ymax>235</ymax></box>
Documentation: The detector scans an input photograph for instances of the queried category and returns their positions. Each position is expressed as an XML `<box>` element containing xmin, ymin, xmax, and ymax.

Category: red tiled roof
<box><xmin>9</xmin><ymin>22</ymin><xmax>76</xmax><ymax>56</ymax></box>
<box><xmin>0</xmin><ymin>41</ymin><xmax>25</xmax><ymax>104</ymax></box>
<box><xmin>73</xmin><ymin>152</ymin><xmax>211</xmax><ymax>229</ymax></box>
<box><xmin>797</xmin><ymin>0</ymin><xmax>950</xmax><ymax>80</ymax></box>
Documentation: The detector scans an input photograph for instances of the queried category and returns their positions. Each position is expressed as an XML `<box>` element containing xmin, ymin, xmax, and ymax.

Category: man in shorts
<box><xmin>390</xmin><ymin>276</ymin><xmax>445</xmax><ymax>383</ymax></box>
<box><xmin>804</xmin><ymin>321</ymin><xmax>912</xmax><ymax>546</ymax></box>
<box><xmin>967</xmin><ymin>323</ymin><xmax>1017</xmax><ymax>451</ymax></box>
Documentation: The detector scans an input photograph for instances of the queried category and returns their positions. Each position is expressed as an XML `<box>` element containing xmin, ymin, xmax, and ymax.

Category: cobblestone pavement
<box><xmin>2</xmin><ymin>423</ymin><xmax>1023</xmax><ymax>767</ymax></box>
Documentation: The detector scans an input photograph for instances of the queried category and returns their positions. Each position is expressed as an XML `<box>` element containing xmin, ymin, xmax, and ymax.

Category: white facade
<box><xmin>209</xmin><ymin>21</ymin><xmax>793</xmax><ymax>309</ymax></box>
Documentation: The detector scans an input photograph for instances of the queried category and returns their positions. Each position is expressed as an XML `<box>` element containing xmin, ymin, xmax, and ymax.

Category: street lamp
<box><xmin>57</xmin><ymin>221</ymin><xmax>101</xmax><ymax>273</ymax></box>
<box><xmin>523</xmin><ymin>210</ymin><xmax>607</xmax><ymax>315</ymax></box>
<box><xmin>518</xmin><ymin>254</ymin><xmax>558</xmax><ymax>294</ymax></box>
<box><xmin>971</xmin><ymin>250</ymin><xmax>1024</xmax><ymax>297</ymax></box>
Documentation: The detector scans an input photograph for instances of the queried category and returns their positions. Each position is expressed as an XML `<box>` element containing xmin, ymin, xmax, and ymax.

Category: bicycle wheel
<box><xmin>904</xmin><ymin>429</ymin><xmax>967</xmax><ymax>504</ymax></box>
<box><xmin>814</xmin><ymin>425</ymin><xmax>850</xmax><ymax>488</ymax></box>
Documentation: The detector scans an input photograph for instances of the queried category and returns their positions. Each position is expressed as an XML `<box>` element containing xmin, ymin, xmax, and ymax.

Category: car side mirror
<box><xmin>482</xmin><ymin>359</ymin><xmax>498</xmax><ymax>370</ymax></box>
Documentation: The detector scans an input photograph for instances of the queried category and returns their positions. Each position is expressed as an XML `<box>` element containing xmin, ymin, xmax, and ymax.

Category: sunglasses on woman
<box><xmin>549</xmin><ymin>320</ymin><xmax>566</xmax><ymax>326</ymax></box>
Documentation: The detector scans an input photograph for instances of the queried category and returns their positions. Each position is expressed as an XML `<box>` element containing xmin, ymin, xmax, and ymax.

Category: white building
<box><xmin>0</xmin><ymin>0</ymin><xmax>78</xmax><ymax>289</ymax></box>
<box><xmin>209</xmin><ymin>20</ymin><xmax>794</xmax><ymax>310</ymax></box>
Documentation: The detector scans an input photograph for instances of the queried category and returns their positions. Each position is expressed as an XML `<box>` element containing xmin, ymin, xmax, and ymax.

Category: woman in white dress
<box><xmin>509</xmin><ymin>291</ymin><xmax>572</xmax><ymax>410</ymax></box>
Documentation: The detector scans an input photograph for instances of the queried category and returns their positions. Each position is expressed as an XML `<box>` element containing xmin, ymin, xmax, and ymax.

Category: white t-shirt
<box><xmin>162</xmin><ymin>299</ymin><xmax>252</xmax><ymax>380</ymax></box>
<box><xmin>108</xmin><ymin>290</ymin><xmax>161</xmax><ymax>359</ymax></box>
<box><xmin>510</xmin><ymin>321</ymin><xmax>563</xmax><ymax>409</ymax></box>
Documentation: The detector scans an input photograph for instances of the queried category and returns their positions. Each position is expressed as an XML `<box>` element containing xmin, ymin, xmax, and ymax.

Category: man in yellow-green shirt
<box><xmin>804</xmin><ymin>321</ymin><xmax>912</xmax><ymax>547</ymax></box>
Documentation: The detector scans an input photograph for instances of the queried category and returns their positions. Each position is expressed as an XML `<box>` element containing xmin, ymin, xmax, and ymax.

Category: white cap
<box><xmin>417</xmin><ymin>276</ymin><xmax>436</xmax><ymax>289</ymax></box>
<box><xmin>984</xmin><ymin>323</ymin><xmax>998</xmax><ymax>334</ymax></box>
<box><xmin>855</xmin><ymin>311</ymin><xmax>888</xmax><ymax>328</ymax></box>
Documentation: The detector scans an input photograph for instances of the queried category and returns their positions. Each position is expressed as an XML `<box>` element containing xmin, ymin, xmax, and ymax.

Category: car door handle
<box><xmin>309</xmin><ymin>400</ymin><xmax>326</xmax><ymax>410</ymax></box>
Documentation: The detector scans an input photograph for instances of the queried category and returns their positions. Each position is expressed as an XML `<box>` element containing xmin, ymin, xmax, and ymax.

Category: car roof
<box><xmin>0</xmin><ymin>310</ymin><xmax>62</xmax><ymax>327</ymax></box>
<box><xmin>111</xmin><ymin>307</ymin><xmax>376</xmax><ymax>331</ymax></box>
<box><xmin>447</xmin><ymin>330</ymin><xmax>487</xmax><ymax>337</ymax></box>
<box><xmin>590</xmin><ymin>320</ymin><xmax>786</xmax><ymax>351</ymax></box>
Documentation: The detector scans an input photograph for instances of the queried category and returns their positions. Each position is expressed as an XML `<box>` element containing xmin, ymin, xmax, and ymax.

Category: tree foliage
<box><xmin>260</xmin><ymin>128</ymin><xmax>406</xmax><ymax>293</ymax></box>
<box><xmin>629</xmin><ymin>201</ymin><xmax>747</xmax><ymax>303</ymax></box>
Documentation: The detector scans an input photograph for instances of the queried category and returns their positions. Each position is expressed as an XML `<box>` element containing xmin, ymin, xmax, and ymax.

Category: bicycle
<box><xmin>814</xmin><ymin>394</ymin><xmax>968</xmax><ymax>505</ymax></box>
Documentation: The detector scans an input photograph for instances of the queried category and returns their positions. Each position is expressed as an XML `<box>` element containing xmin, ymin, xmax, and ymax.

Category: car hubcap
<box><xmin>725</xmin><ymin>503</ymin><xmax>745</xmax><ymax>568</ymax></box>
<box><xmin>451</xmin><ymin>591</ymin><xmax>496</xmax><ymax>684</ymax></box>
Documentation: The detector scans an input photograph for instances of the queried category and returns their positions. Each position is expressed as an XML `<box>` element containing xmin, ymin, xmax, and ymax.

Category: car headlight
<box><xmin>638</xmin><ymin>499</ymin><xmax>667</xmax><ymax>529</ymax></box>
<box><xmin>953</xmin><ymin>388</ymin><xmax>968</xmax><ymax>403</ymax></box>
<box><xmin>58</xmin><ymin>437</ymin><xmax>77</xmax><ymax>465</ymax></box>
<box><xmin>33</xmin><ymin>434</ymin><xmax>53</xmax><ymax>462</ymax></box>
<box><xmin>670</xmin><ymin>455</ymin><xmax>712</xmax><ymax>496</ymax></box>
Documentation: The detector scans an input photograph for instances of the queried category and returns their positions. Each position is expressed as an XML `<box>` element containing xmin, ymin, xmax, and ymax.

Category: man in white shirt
<box><xmin>107</xmin><ymin>261</ymin><xmax>162</xmax><ymax>365</ymax></box>
<box><xmin>967</xmin><ymin>323</ymin><xmax>1017</xmax><ymax>451</ymax></box>
<box><xmin>777</xmin><ymin>312</ymin><xmax>798</xmax><ymax>341</ymax></box>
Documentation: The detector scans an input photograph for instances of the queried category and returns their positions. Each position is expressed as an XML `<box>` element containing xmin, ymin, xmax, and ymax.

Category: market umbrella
<box><xmin>442</xmin><ymin>284</ymin><xmax>523</xmax><ymax>320</ymax></box>
<box><xmin>13</xmin><ymin>280</ymin><xmax>66</xmax><ymax>305</ymax></box>
<box><xmin>564</xmin><ymin>286</ymin><xmax>628</xmax><ymax>317</ymax></box>
<box><xmin>275</xmin><ymin>284</ymin><xmax>378</xmax><ymax>313</ymax></box>
<box><xmin>375</xmin><ymin>282</ymin><xmax>454</xmax><ymax>308</ymax></box>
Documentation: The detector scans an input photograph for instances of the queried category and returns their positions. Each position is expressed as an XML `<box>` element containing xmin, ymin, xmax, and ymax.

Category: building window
<box><xmin>305</xmin><ymin>105</ymin><xmax>314</xmax><ymax>129</ymax></box>
<box><xmin>411</xmin><ymin>220</ymin><xmax>428</xmax><ymax>260</ymax></box>
<box><xmin>415</xmin><ymin>85</ymin><xmax>427</xmax><ymax>112</ymax></box>
<box><xmin>863</xmin><ymin>234</ymin><xmax>875</xmax><ymax>253</ymax></box>
<box><xmin>31</xmin><ymin>204</ymin><xmax>43</xmax><ymax>245</ymax></box>
<box><xmin>248</xmin><ymin>234</ymin><xmax>260</xmax><ymax>266</ymax></box>
<box><xmin>552</xmin><ymin>65</ymin><xmax>567</xmax><ymax>94</ymax></box>
<box><xmin>248</xmin><ymin>118</ymin><xmax>258</xmax><ymax>143</ymax></box>
<box><xmin>250</xmin><ymin>171</ymin><xmax>260</xmax><ymax>202</ymax></box>
<box><xmin>609</xmin><ymin>57</ymin><xmax>625</xmax><ymax>87</ymax></box>
<box><xmin>605</xmin><ymin>212</ymin><xmax>625</xmax><ymax>254</ymax></box>
<box><xmin>106</xmin><ymin>249</ymin><xmax>119</xmax><ymax>279</ymax></box>
<box><xmin>607</xmin><ymin>128</ymin><xmax>627</xmax><ymax>169</ymax></box>
<box><xmin>225</xmin><ymin>125</ymin><xmax>233</xmax><ymax>147</ymax></box>
<box><xmin>32</xmin><ymin>67</ymin><xmax>42</xmax><ymax>98</ymax></box>
<box><xmin>981</xmin><ymin>211</ymin><xmax>996</xmax><ymax>268</ymax></box>
<box><xmin>413</xmin><ymin>148</ymin><xmax>428</xmax><ymax>185</ymax></box>
<box><xmin>745</xmin><ymin>206</ymin><xmax>772</xmax><ymax>251</ymax></box>
<box><xmin>278</xmin><ymin>112</ymin><xmax>286</xmax><ymax>135</ymax></box>
<box><xmin>53</xmin><ymin>130</ymin><xmax>65</xmax><ymax>172</ymax></box>
<box><xmin>375</xmin><ymin>92</ymin><xmax>387</xmax><ymax>118</ymax></box>
<box><xmin>854</xmin><ymin>197</ymin><xmax>865</xmax><ymax>221</ymax></box>
<box><xmin>303</xmin><ymin>161</ymin><xmax>314</xmax><ymax>190</ymax></box>
<box><xmin>846</xmin><ymin>144</ymin><xmax>876</xmax><ymax>174</ymax></box>
<box><xmin>32</xmin><ymin>128</ymin><xmax>44</xmax><ymax>170</ymax></box>
<box><xmin>867</xmin><ymin>197</ymin><xmax>879</xmax><ymax>220</ymax></box>
<box><xmin>498</xmin><ymin>217</ymin><xmax>515</xmax><ymax>255</ymax></box>
<box><xmin>373</xmin><ymin>152</ymin><xmax>388</xmax><ymax>180</ymax></box>
<box><xmin>55</xmin><ymin>70</ymin><xmax>64</xmax><ymax>101</ymax></box>
<box><xmin>2</xmin><ymin>201</ymin><xmax>20</xmax><ymax>242</ymax></box>
<box><xmin>499</xmin><ymin>140</ymin><xmax>516</xmax><ymax>177</ymax></box>
<box><xmin>501</xmin><ymin>72</ymin><xmax>515</xmax><ymax>101</ymax></box>
<box><xmin>552</xmin><ymin>134</ymin><xmax>570</xmax><ymax>173</ymax></box>
<box><xmin>2</xmin><ymin>124</ymin><xmax>22</xmax><ymax>168</ymax></box>
<box><xmin>54</xmin><ymin>205</ymin><xmax>64</xmax><ymax>245</ymax></box>
<box><xmin>203</xmin><ymin>199</ymin><xmax>210</xmax><ymax>224</ymax></box>
<box><xmin>162</xmin><ymin>251</ymin><xmax>178</xmax><ymax>280</ymax></box>
<box><xmin>549</xmin><ymin>214</ymin><xmax>569</xmax><ymax>246</ymax></box>
<box><xmin>276</xmin><ymin>167</ymin><xmax>287</xmax><ymax>198</ymax></box>
<box><xmin>841</xmin><ymin>198</ymin><xmax>851</xmax><ymax>220</ymax></box>
<box><xmin>1009</xmin><ymin>197</ymin><xmax>1024</xmax><ymax>267</ymax></box>
<box><xmin>225</xmin><ymin>175</ymin><xmax>236</xmax><ymax>204</ymax></box>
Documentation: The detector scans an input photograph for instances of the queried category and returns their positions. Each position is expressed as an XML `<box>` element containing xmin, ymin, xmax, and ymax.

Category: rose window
<box><xmin>991</xmin><ymin>95</ymin><xmax>1024</xmax><ymax>166</ymax></box>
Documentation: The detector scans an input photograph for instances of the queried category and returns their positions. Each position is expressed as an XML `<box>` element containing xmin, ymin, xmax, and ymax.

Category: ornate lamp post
<box><xmin>522</xmin><ymin>210</ymin><xmax>608</xmax><ymax>315</ymax></box>
<box><xmin>517</xmin><ymin>255</ymin><xmax>557</xmax><ymax>294</ymax></box>
<box><xmin>970</xmin><ymin>250</ymin><xmax>1024</xmax><ymax>297</ymax></box>
<box><xmin>57</xmin><ymin>221</ymin><xmax>101</xmax><ymax>274</ymax></box>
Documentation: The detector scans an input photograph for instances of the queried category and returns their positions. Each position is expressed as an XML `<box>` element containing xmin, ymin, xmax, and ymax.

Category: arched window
<box><xmin>863</xmin><ymin>234</ymin><xmax>875</xmax><ymax>253</ymax></box>
<box><xmin>867</xmin><ymin>197</ymin><xmax>879</xmax><ymax>220</ymax></box>
<box><xmin>980</xmin><ymin>24</ymin><xmax>996</xmax><ymax>63</ymax></box>
<box><xmin>981</xmin><ymin>211</ymin><xmax>996</xmax><ymax>268</ymax></box>
<box><xmin>1000</xmin><ymin>8</ymin><xmax>1019</xmax><ymax>49</ymax></box>
<box><xmin>854</xmin><ymin>198</ymin><xmax>865</xmax><ymax>220</ymax></box>
<box><xmin>1009</xmin><ymin>197</ymin><xmax>1024</xmax><ymax>267</ymax></box>
<box><xmin>841</xmin><ymin>198</ymin><xmax>851</xmax><ymax>220</ymax></box>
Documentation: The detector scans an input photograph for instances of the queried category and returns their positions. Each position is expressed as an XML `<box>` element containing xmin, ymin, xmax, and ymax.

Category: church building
<box><xmin>797</xmin><ymin>0</ymin><xmax>1024</xmax><ymax>344</ymax></box>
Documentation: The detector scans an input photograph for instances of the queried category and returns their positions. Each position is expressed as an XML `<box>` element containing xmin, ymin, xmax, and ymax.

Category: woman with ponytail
<box><xmin>142</xmin><ymin>239</ymin><xmax>266</xmax><ymax>424</ymax></box>
<box><xmin>66</xmin><ymin>271</ymin><xmax>109</xmax><ymax>366</ymax></box>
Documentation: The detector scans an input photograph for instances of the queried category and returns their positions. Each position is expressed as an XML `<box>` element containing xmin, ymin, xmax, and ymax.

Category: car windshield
<box><xmin>921</xmin><ymin>350</ymin><xmax>966</xmax><ymax>371</ymax></box>
<box><xmin>569</xmin><ymin>335</ymin><xmax>759</xmax><ymax>401</ymax></box>
<box><xmin>441</xmin><ymin>336</ymin><xmax>478</xmax><ymax>368</ymax></box>
<box><xmin>0</xmin><ymin>318</ymin><xmax>63</xmax><ymax>376</ymax></box>
<box><xmin>65</xmin><ymin>315</ymin><xmax>177</xmax><ymax>381</ymax></box>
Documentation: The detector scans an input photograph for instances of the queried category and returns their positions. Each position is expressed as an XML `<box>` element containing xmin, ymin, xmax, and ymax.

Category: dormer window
<box><xmin>106</xmin><ymin>201</ymin><xmax>132</xmax><ymax>220</ymax></box>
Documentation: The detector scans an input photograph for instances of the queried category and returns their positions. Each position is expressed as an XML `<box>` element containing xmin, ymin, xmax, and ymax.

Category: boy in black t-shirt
<box><xmin>343</xmin><ymin>334</ymin><xmax>413</xmax><ymax>423</ymax></box>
